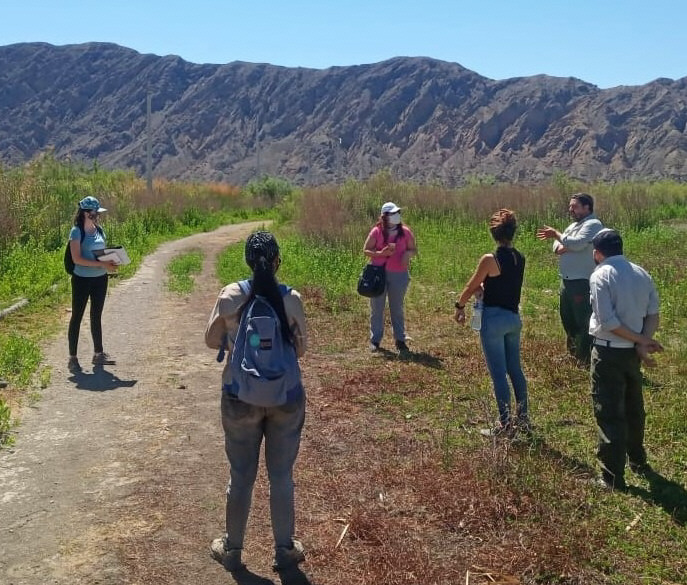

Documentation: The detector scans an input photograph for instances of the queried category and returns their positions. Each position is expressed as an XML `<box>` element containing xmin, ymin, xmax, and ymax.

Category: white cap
<box><xmin>381</xmin><ymin>201</ymin><xmax>401</xmax><ymax>214</ymax></box>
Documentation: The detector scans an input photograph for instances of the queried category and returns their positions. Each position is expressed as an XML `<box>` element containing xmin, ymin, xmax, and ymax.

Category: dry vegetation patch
<box><xmin>288</xmin><ymin>303</ymin><xmax>614</xmax><ymax>585</ymax></box>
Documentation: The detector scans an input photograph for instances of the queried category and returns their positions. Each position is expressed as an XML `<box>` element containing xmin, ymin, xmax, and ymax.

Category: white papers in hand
<box><xmin>95</xmin><ymin>247</ymin><xmax>131</xmax><ymax>265</ymax></box>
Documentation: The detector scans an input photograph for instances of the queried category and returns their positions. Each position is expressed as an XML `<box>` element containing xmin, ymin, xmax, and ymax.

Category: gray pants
<box><xmin>370</xmin><ymin>270</ymin><xmax>410</xmax><ymax>345</ymax></box>
<box><xmin>221</xmin><ymin>391</ymin><xmax>305</xmax><ymax>551</ymax></box>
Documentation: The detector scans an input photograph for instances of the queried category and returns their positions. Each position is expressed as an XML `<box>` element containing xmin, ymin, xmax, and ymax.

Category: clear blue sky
<box><xmin>2</xmin><ymin>0</ymin><xmax>685</xmax><ymax>89</ymax></box>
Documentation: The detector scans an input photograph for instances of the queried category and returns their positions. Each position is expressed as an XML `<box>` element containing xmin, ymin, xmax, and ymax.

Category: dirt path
<box><xmin>0</xmin><ymin>221</ymin><xmax>302</xmax><ymax>585</ymax></box>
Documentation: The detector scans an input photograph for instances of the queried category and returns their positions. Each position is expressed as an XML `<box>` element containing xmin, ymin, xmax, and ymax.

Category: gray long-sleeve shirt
<box><xmin>554</xmin><ymin>213</ymin><xmax>603</xmax><ymax>280</ymax></box>
<box><xmin>589</xmin><ymin>255</ymin><xmax>659</xmax><ymax>347</ymax></box>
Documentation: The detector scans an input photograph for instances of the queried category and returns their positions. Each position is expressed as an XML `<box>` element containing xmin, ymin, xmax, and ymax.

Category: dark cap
<box><xmin>592</xmin><ymin>228</ymin><xmax>623</xmax><ymax>256</ymax></box>
<box><xmin>245</xmin><ymin>231</ymin><xmax>280</xmax><ymax>269</ymax></box>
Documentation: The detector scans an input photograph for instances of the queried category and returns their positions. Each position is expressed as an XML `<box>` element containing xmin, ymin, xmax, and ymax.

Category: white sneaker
<box><xmin>210</xmin><ymin>536</ymin><xmax>245</xmax><ymax>572</ymax></box>
<box><xmin>273</xmin><ymin>538</ymin><xmax>305</xmax><ymax>571</ymax></box>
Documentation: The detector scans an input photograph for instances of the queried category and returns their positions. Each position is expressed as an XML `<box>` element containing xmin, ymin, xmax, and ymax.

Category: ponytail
<box><xmin>249</xmin><ymin>257</ymin><xmax>293</xmax><ymax>344</ymax></box>
<box><xmin>242</xmin><ymin>231</ymin><xmax>293</xmax><ymax>345</ymax></box>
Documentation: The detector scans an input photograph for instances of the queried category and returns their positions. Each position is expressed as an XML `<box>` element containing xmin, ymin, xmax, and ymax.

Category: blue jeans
<box><xmin>221</xmin><ymin>390</ymin><xmax>305</xmax><ymax>551</ymax></box>
<box><xmin>370</xmin><ymin>270</ymin><xmax>410</xmax><ymax>344</ymax></box>
<box><xmin>479</xmin><ymin>306</ymin><xmax>528</xmax><ymax>425</ymax></box>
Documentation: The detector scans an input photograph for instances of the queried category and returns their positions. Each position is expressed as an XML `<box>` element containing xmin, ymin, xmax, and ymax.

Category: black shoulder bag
<box><xmin>357</xmin><ymin>261</ymin><xmax>386</xmax><ymax>298</ymax></box>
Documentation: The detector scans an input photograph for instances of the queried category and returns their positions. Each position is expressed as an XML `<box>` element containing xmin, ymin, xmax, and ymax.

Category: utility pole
<box><xmin>306</xmin><ymin>143</ymin><xmax>312</xmax><ymax>185</ymax></box>
<box><xmin>255</xmin><ymin>113</ymin><xmax>261</xmax><ymax>179</ymax></box>
<box><xmin>146</xmin><ymin>88</ymin><xmax>153</xmax><ymax>195</ymax></box>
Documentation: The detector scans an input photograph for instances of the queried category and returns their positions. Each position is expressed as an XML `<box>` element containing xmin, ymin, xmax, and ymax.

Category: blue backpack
<box><xmin>226</xmin><ymin>280</ymin><xmax>301</xmax><ymax>407</ymax></box>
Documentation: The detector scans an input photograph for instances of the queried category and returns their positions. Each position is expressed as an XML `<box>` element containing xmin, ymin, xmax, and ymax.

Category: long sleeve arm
<box><xmin>285</xmin><ymin>291</ymin><xmax>308</xmax><ymax>357</ymax></box>
<box><xmin>559</xmin><ymin>219</ymin><xmax>603</xmax><ymax>251</ymax></box>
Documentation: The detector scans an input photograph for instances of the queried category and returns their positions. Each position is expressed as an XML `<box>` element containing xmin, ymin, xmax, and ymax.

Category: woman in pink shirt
<box><xmin>363</xmin><ymin>202</ymin><xmax>417</xmax><ymax>353</ymax></box>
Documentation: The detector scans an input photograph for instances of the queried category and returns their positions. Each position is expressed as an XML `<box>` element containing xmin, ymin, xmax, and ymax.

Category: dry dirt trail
<box><xmin>0</xmin><ymin>221</ymin><xmax>323</xmax><ymax>585</ymax></box>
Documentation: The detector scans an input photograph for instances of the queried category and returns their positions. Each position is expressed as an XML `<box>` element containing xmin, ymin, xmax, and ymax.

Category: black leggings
<box><xmin>68</xmin><ymin>274</ymin><xmax>108</xmax><ymax>356</ymax></box>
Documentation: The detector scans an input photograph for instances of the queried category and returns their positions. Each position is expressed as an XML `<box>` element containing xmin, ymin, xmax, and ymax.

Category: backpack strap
<box><xmin>237</xmin><ymin>279</ymin><xmax>251</xmax><ymax>295</ymax></box>
<box><xmin>78</xmin><ymin>225</ymin><xmax>104</xmax><ymax>243</ymax></box>
<box><xmin>216</xmin><ymin>280</ymin><xmax>254</xmax><ymax>363</ymax></box>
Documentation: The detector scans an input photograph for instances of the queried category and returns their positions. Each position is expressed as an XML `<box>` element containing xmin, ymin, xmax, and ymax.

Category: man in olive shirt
<box><xmin>588</xmin><ymin>229</ymin><xmax>662</xmax><ymax>490</ymax></box>
<box><xmin>537</xmin><ymin>193</ymin><xmax>603</xmax><ymax>364</ymax></box>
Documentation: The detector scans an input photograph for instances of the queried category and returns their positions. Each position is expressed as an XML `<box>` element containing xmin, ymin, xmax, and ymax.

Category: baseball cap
<box><xmin>79</xmin><ymin>196</ymin><xmax>107</xmax><ymax>213</ymax></box>
<box><xmin>381</xmin><ymin>201</ymin><xmax>401</xmax><ymax>214</ymax></box>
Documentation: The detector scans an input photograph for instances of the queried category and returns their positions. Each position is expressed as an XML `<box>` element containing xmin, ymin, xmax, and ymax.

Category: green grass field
<box><xmin>215</xmin><ymin>181</ymin><xmax>687</xmax><ymax>583</ymax></box>
<box><xmin>2</xmin><ymin>161</ymin><xmax>686</xmax><ymax>582</ymax></box>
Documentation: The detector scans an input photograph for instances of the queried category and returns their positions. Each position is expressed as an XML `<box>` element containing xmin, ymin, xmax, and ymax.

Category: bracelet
<box><xmin>454</xmin><ymin>301</ymin><xmax>465</xmax><ymax>310</ymax></box>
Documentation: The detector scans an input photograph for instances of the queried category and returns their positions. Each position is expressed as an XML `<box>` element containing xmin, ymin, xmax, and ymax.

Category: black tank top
<box><xmin>483</xmin><ymin>246</ymin><xmax>525</xmax><ymax>313</ymax></box>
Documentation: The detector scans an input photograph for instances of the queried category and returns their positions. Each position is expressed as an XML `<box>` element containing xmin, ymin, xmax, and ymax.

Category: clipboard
<box><xmin>94</xmin><ymin>246</ymin><xmax>131</xmax><ymax>265</ymax></box>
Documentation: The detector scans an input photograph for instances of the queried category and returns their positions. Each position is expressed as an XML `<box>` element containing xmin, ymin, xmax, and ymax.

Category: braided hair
<box><xmin>244</xmin><ymin>231</ymin><xmax>293</xmax><ymax>344</ymax></box>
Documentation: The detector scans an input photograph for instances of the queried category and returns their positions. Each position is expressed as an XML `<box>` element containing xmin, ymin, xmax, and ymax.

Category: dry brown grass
<box><xmin>288</xmin><ymin>291</ymin><xmax>611</xmax><ymax>585</ymax></box>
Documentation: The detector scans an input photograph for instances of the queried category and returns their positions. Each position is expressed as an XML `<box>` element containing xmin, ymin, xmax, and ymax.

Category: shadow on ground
<box><xmin>375</xmin><ymin>348</ymin><xmax>444</xmax><ymax>369</ymax></box>
<box><xmin>228</xmin><ymin>566</ymin><xmax>316</xmax><ymax>585</ymax></box>
<box><xmin>275</xmin><ymin>566</ymin><xmax>317</xmax><ymax>585</ymax></box>
<box><xmin>69</xmin><ymin>366</ymin><xmax>137</xmax><ymax>392</ymax></box>
<box><xmin>628</xmin><ymin>469</ymin><xmax>687</xmax><ymax>526</ymax></box>
<box><xmin>528</xmin><ymin>438</ymin><xmax>597</xmax><ymax>476</ymax></box>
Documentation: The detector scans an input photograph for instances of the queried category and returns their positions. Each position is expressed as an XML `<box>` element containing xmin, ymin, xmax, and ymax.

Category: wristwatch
<box><xmin>454</xmin><ymin>301</ymin><xmax>465</xmax><ymax>310</ymax></box>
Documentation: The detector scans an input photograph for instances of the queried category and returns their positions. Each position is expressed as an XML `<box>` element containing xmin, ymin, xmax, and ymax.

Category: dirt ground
<box><xmin>3</xmin><ymin>222</ymin><xmax>588</xmax><ymax>585</ymax></box>
<box><xmin>0</xmin><ymin>221</ymin><xmax>329</xmax><ymax>585</ymax></box>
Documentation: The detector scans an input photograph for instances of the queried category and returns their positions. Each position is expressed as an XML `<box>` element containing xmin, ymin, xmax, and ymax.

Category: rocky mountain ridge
<box><xmin>1</xmin><ymin>42</ymin><xmax>686</xmax><ymax>184</ymax></box>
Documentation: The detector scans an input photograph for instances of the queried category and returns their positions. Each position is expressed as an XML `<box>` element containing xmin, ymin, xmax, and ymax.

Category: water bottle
<box><xmin>470</xmin><ymin>298</ymin><xmax>483</xmax><ymax>331</ymax></box>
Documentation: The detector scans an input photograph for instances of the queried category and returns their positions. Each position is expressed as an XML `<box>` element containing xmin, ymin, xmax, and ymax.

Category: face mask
<box><xmin>387</xmin><ymin>212</ymin><xmax>401</xmax><ymax>225</ymax></box>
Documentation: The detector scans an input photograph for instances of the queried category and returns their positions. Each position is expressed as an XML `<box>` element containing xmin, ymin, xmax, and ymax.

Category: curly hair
<box><xmin>489</xmin><ymin>208</ymin><xmax>518</xmax><ymax>243</ymax></box>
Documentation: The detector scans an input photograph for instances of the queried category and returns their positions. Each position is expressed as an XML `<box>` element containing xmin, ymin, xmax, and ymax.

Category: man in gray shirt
<box><xmin>537</xmin><ymin>193</ymin><xmax>603</xmax><ymax>364</ymax></box>
<box><xmin>588</xmin><ymin>228</ymin><xmax>662</xmax><ymax>490</ymax></box>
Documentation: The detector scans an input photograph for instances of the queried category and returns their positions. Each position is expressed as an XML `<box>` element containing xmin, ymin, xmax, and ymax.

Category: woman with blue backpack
<box><xmin>205</xmin><ymin>231</ymin><xmax>308</xmax><ymax>575</ymax></box>
<box><xmin>67</xmin><ymin>196</ymin><xmax>118</xmax><ymax>373</ymax></box>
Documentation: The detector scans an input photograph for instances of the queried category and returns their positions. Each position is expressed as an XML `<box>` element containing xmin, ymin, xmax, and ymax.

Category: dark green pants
<box><xmin>560</xmin><ymin>279</ymin><xmax>592</xmax><ymax>364</ymax></box>
<box><xmin>590</xmin><ymin>346</ymin><xmax>646</xmax><ymax>489</ymax></box>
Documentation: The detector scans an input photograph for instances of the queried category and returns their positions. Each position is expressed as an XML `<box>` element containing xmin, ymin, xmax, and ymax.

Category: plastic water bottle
<box><xmin>470</xmin><ymin>299</ymin><xmax>483</xmax><ymax>331</ymax></box>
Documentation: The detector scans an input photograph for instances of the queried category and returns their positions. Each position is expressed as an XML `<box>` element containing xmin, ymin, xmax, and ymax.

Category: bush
<box><xmin>244</xmin><ymin>175</ymin><xmax>298</xmax><ymax>206</ymax></box>
<box><xmin>0</xmin><ymin>398</ymin><xmax>13</xmax><ymax>446</ymax></box>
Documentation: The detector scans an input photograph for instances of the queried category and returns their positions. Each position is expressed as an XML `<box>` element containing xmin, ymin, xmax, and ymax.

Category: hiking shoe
<box><xmin>395</xmin><ymin>340</ymin><xmax>410</xmax><ymax>353</ymax></box>
<box><xmin>67</xmin><ymin>357</ymin><xmax>82</xmax><ymax>373</ymax></box>
<box><xmin>514</xmin><ymin>417</ymin><xmax>534</xmax><ymax>437</ymax></box>
<box><xmin>92</xmin><ymin>352</ymin><xmax>116</xmax><ymax>366</ymax></box>
<box><xmin>369</xmin><ymin>341</ymin><xmax>380</xmax><ymax>352</ymax></box>
<box><xmin>479</xmin><ymin>421</ymin><xmax>514</xmax><ymax>438</ymax></box>
<box><xmin>588</xmin><ymin>475</ymin><xmax>627</xmax><ymax>492</ymax></box>
<box><xmin>273</xmin><ymin>539</ymin><xmax>305</xmax><ymax>571</ymax></box>
<box><xmin>210</xmin><ymin>536</ymin><xmax>245</xmax><ymax>572</ymax></box>
<box><xmin>629</xmin><ymin>462</ymin><xmax>652</xmax><ymax>478</ymax></box>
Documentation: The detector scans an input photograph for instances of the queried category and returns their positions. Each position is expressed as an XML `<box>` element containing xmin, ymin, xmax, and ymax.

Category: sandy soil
<box><xmin>0</xmin><ymin>221</ymin><xmax>314</xmax><ymax>585</ymax></box>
